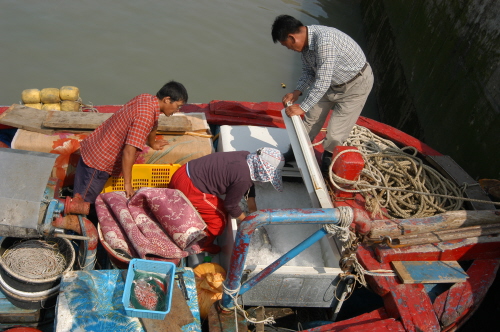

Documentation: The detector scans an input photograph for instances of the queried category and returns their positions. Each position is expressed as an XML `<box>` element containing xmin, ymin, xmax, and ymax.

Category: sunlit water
<box><xmin>0</xmin><ymin>0</ymin><xmax>377</xmax><ymax>119</ymax></box>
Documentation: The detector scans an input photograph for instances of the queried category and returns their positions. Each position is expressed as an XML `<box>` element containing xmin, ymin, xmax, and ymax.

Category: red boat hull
<box><xmin>1</xmin><ymin>101</ymin><xmax>498</xmax><ymax>331</ymax></box>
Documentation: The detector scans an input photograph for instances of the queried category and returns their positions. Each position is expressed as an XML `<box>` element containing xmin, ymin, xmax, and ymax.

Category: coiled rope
<box><xmin>1</xmin><ymin>239</ymin><xmax>67</xmax><ymax>280</ymax></box>
<box><xmin>323</xmin><ymin>125</ymin><xmax>498</xmax><ymax>219</ymax></box>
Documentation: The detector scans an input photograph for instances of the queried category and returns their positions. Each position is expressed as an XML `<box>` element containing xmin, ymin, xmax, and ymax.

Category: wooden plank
<box><xmin>0</xmin><ymin>104</ymin><xmax>54</xmax><ymax>134</ymax></box>
<box><xmin>375</xmin><ymin>235</ymin><xmax>500</xmax><ymax>263</ymax></box>
<box><xmin>391</xmin><ymin>261</ymin><xmax>468</xmax><ymax>284</ymax></box>
<box><xmin>42</xmin><ymin>111</ymin><xmax>192</xmax><ymax>132</ymax></box>
<box><xmin>317</xmin><ymin>317</ymin><xmax>405</xmax><ymax>332</ymax></box>
<box><xmin>43</xmin><ymin>111</ymin><xmax>112</xmax><ymax>129</ymax></box>
<box><xmin>158</xmin><ymin>114</ymin><xmax>191</xmax><ymax>132</ymax></box>
<box><xmin>384</xmin><ymin>283</ymin><xmax>441</xmax><ymax>332</ymax></box>
<box><xmin>366</xmin><ymin>210</ymin><xmax>500</xmax><ymax>239</ymax></box>
<box><xmin>356</xmin><ymin>246</ymin><xmax>441</xmax><ymax>331</ymax></box>
<box><xmin>140</xmin><ymin>283</ymin><xmax>194</xmax><ymax>331</ymax></box>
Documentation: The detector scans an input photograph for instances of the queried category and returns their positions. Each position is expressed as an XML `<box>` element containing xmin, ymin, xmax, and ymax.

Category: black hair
<box><xmin>156</xmin><ymin>80</ymin><xmax>188</xmax><ymax>102</ymax></box>
<box><xmin>271</xmin><ymin>15</ymin><xmax>304</xmax><ymax>43</ymax></box>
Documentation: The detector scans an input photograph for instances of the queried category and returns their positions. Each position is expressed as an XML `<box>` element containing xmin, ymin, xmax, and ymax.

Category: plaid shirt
<box><xmin>297</xmin><ymin>25</ymin><xmax>366</xmax><ymax>112</ymax></box>
<box><xmin>80</xmin><ymin>94</ymin><xmax>160</xmax><ymax>176</ymax></box>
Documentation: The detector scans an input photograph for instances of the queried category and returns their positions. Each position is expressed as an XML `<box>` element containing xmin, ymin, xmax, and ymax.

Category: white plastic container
<box><xmin>211</xmin><ymin>124</ymin><xmax>344</xmax><ymax>307</ymax></box>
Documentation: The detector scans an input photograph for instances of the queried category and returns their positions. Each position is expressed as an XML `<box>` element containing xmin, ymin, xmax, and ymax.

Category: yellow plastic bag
<box><xmin>193</xmin><ymin>263</ymin><xmax>226</xmax><ymax>319</ymax></box>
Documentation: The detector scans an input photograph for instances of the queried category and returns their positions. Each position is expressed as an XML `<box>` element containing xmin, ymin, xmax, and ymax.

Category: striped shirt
<box><xmin>80</xmin><ymin>94</ymin><xmax>160</xmax><ymax>176</ymax></box>
<box><xmin>297</xmin><ymin>25</ymin><xmax>366</xmax><ymax>112</ymax></box>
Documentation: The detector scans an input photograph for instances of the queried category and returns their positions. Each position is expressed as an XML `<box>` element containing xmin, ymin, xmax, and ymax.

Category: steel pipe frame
<box><xmin>220</xmin><ymin>207</ymin><xmax>345</xmax><ymax>309</ymax></box>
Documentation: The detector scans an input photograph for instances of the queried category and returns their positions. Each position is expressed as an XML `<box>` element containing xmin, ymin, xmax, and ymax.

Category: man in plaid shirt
<box><xmin>272</xmin><ymin>15</ymin><xmax>374</xmax><ymax>174</ymax></box>
<box><xmin>74</xmin><ymin>81</ymin><xmax>188</xmax><ymax>211</ymax></box>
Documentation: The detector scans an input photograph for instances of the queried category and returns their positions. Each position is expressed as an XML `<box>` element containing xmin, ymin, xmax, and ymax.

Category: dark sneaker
<box><xmin>320</xmin><ymin>151</ymin><xmax>333</xmax><ymax>175</ymax></box>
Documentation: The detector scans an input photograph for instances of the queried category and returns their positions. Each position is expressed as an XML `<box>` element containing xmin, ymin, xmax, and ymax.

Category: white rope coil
<box><xmin>327</xmin><ymin>125</ymin><xmax>475</xmax><ymax>219</ymax></box>
<box><xmin>2</xmin><ymin>240</ymin><xmax>67</xmax><ymax>280</ymax></box>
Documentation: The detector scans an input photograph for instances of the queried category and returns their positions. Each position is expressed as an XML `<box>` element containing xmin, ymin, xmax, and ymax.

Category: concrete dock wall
<box><xmin>361</xmin><ymin>0</ymin><xmax>499</xmax><ymax>179</ymax></box>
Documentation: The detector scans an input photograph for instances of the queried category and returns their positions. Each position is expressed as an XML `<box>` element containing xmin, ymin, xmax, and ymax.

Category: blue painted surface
<box><xmin>55</xmin><ymin>268</ymin><xmax>201</xmax><ymax>331</ymax></box>
<box><xmin>0</xmin><ymin>128</ymin><xmax>17</xmax><ymax>147</ymax></box>
<box><xmin>398</xmin><ymin>261</ymin><xmax>468</xmax><ymax>283</ymax></box>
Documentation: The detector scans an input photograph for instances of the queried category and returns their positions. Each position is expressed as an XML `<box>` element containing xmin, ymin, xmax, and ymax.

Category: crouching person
<box><xmin>168</xmin><ymin>147</ymin><xmax>284</xmax><ymax>254</ymax></box>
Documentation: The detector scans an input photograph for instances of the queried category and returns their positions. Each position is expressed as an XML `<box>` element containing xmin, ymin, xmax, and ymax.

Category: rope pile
<box><xmin>1</xmin><ymin>239</ymin><xmax>67</xmax><ymax>279</ymax></box>
<box><xmin>328</xmin><ymin>125</ymin><xmax>464</xmax><ymax>219</ymax></box>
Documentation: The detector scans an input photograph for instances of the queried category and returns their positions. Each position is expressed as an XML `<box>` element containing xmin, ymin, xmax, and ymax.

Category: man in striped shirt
<box><xmin>74</xmin><ymin>81</ymin><xmax>188</xmax><ymax>210</ymax></box>
<box><xmin>272</xmin><ymin>15</ymin><xmax>374</xmax><ymax>173</ymax></box>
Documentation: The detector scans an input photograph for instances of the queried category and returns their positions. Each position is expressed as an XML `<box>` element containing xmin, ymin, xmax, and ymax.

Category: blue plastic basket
<box><xmin>122</xmin><ymin>258</ymin><xmax>176</xmax><ymax>320</ymax></box>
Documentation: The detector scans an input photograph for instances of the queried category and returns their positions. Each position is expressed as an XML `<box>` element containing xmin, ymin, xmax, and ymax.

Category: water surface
<box><xmin>0</xmin><ymin>0</ymin><xmax>377</xmax><ymax>118</ymax></box>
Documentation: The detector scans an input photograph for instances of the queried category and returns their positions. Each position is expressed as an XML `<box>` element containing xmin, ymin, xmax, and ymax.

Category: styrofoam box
<box><xmin>122</xmin><ymin>259</ymin><xmax>175</xmax><ymax>320</ymax></box>
<box><xmin>212</xmin><ymin>124</ymin><xmax>344</xmax><ymax>308</ymax></box>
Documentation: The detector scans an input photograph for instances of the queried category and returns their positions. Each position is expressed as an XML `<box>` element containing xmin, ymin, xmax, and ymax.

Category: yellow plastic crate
<box><xmin>102</xmin><ymin>164</ymin><xmax>181</xmax><ymax>193</ymax></box>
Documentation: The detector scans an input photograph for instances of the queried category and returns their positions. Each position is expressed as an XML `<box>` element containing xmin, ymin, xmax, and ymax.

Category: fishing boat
<box><xmin>0</xmin><ymin>100</ymin><xmax>499</xmax><ymax>332</ymax></box>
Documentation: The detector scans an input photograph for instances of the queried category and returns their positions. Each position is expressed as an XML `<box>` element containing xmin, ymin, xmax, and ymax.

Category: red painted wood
<box><xmin>298</xmin><ymin>308</ymin><xmax>402</xmax><ymax>332</ymax></box>
<box><xmin>356</xmin><ymin>117</ymin><xmax>442</xmax><ymax>156</ymax></box>
<box><xmin>331</xmin><ymin>146</ymin><xmax>365</xmax><ymax>199</ymax></box>
<box><xmin>209</xmin><ymin>100</ymin><xmax>283</xmax><ymax>117</ymax></box>
<box><xmin>356</xmin><ymin>245</ymin><xmax>396</xmax><ymax>297</ymax></box>
<box><xmin>0</xmin><ymin>106</ymin><xmax>13</xmax><ymax>129</ymax></box>
<box><xmin>356</xmin><ymin>246</ymin><xmax>441</xmax><ymax>331</ymax></box>
<box><xmin>374</xmin><ymin>237</ymin><xmax>500</xmax><ymax>263</ymax></box>
<box><xmin>213</xmin><ymin>109</ymin><xmax>282</xmax><ymax>122</ymax></box>
<box><xmin>383</xmin><ymin>283</ymin><xmax>440</xmax><ymax>332</ymax></box>
<box><xmin>335</xmin><ymin>318</ymin><xmax>405</xmax><ymax>332</ymax></box>
<box><xmin>332</xmin><ymin>146</ymin><xmax>364</xmax><ymax>181</ymax></box>
<box><xmin>334</xmin><ymin>194</ymin><xmax>392</xmax><ymax>236</ymax></box>
<box><xmin>433</xmin><ymin>259</ymin><xmax>500</xmax><ymax>329</ymax></box>
<box><xmin>302</xmin><ymin>316</ymin><xmax>405</xmax><ymax>332</ymax></box>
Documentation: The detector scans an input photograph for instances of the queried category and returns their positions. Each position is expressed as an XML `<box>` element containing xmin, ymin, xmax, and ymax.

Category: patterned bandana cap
<box><xmin>246</xmin><ymin>147</ymin><xmax>285</xmax><ymax>192</ymax></box>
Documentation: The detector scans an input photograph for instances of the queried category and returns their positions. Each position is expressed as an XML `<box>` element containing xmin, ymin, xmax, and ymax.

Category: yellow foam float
<box><xmin>21</xmin><ymin>89</ymin><xmax>41</xmax><ymax>104</ymax></box>
<box><xmin>61</xmin><ymin>100</ymin><xmax>80</xmax><ymax>112</ymax></box>
<box><xmin>60</xmin><ymin>86</ymin><xmax>80</xmax><ymax>101</ymax></box>
<box><xmin>42</xmin><ymin>103</ymin><xmax>61</xmax><ymax>111</ymax></box>
<box><xmin>21</xmin><ymin>86</ymin><xmax>81</xmax><ymax>111</ymax></box>
<box><xmin>40</xmin><ymin>88</ymin><xmax>61</xmax><ymax>104</ymax></box>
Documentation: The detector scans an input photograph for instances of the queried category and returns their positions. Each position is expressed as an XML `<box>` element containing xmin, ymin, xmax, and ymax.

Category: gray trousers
<box><xmin>303</xmin><ymin>64</ymin><xmax>374</xmax><ymax>153</ymax></box>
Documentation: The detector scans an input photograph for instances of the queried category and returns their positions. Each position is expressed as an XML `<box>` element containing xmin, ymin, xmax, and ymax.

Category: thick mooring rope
<box><xmin>326</xmin><ymin>125</ymin><xmax>496</xmax><ymax>219</ymax></box>
<box><xmin>1</xmin><ymin>240</ymin><xmax>67</xmax><ymax>280</ymax></box>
